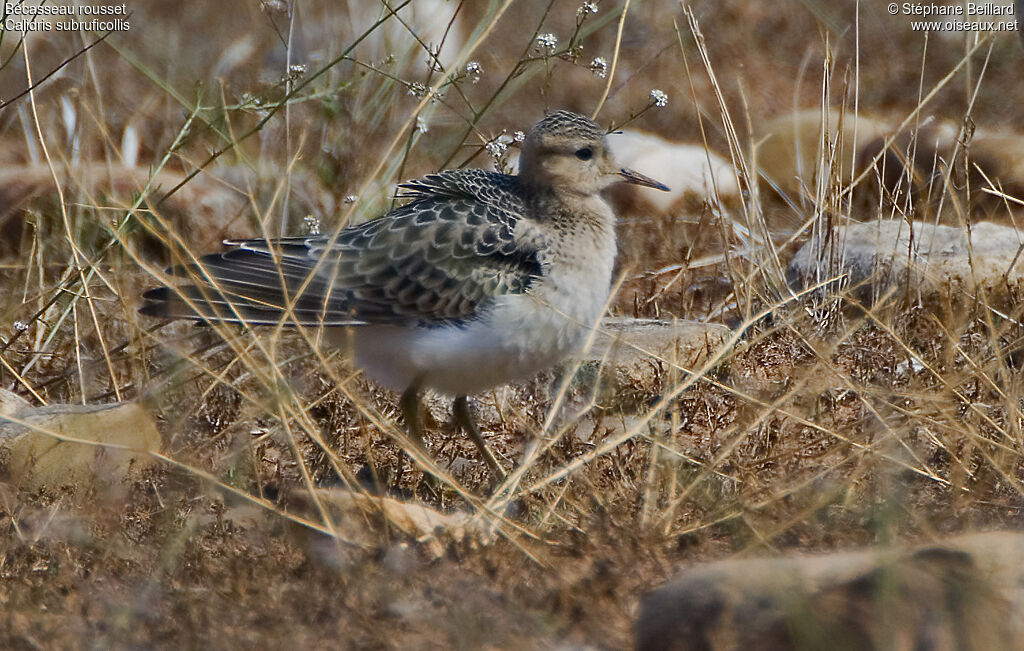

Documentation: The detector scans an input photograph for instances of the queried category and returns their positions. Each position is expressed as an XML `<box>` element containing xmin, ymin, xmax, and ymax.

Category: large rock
<box><xmin>571</xmin><ymin>317</ymin><xmax>730</xmax><ymax>411</ymax></box>
<box><xmin>1</xmin><ymin>395</ymin><xmax>162</xmax><ymax>491</ymax></box>
<box><xmin>758</xmin><ymin>109</ymin><xmax>1024</xmax><ymax>214</ymax></box>
<box><xmin>758</xmin><ymin>109</ymin><xmax>891</xmax><ymax>202</ymax></box>
<box><xmin>636</xmin><ymin>531</ymin><xmax>1024</xmax><ymax>651</ymax></box>
<box><xmin>787</xmin><ymin>220</ymin><xmax>1024</xmax><ymax>304</ymax></box>
<box><xmin>606</xmin><ymin>131</ymin><xmax>738</xmax><ymax>216</ymax></box>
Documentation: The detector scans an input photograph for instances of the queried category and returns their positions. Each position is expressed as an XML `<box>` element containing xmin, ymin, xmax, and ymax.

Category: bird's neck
<box><xmin>523</xmin><ymin>182</ymin><xmax>615</xmax><ymax>234</ymax></box>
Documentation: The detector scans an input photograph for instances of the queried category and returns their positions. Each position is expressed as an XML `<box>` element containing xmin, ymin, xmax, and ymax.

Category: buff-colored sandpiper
<box><xmin>141</xmin><ymin>110</ymin><xmax>669</xmax><ymax>482</ymax></box>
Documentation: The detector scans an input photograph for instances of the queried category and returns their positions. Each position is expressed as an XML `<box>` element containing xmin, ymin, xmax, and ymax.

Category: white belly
<box><xmin>347</xmin><ymin>277</ymin><xmax>609</xmax><ymax>397</ymax></box>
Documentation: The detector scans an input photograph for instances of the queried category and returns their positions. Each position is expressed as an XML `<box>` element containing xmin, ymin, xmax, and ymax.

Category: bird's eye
<box><xmin>575</xmin><ymin>147</ymin><xmax>593</xmax><ymax>161</ymax></box>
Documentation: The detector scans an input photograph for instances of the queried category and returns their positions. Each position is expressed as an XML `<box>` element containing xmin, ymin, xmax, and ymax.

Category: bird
<box><xmin>140</xmin><ymin>110</ymin><xmax>669</xmax><ymax>483</ymax></box>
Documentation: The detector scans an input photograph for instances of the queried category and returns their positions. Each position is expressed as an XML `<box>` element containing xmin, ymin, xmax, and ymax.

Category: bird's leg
<box><xmin>399</xmin><ymin>386</ymin><xmax>439</xmax><ymax>496</ymax></box>
<box><xmin>453</xmin><ymin>395</ymin><xmax>507</xmax><ymax>482</ymax></box>
<box><xmin>399</xmin><ymin>385</ymin><xmax>427</xmax><ymax>450</ymax></box>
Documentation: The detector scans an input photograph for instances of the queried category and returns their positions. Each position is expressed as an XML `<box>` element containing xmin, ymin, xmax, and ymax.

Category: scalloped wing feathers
<box><xmin>141</xmin><ymin>170</ymin><xmax>546</xmax><ymax>327</ymax></box>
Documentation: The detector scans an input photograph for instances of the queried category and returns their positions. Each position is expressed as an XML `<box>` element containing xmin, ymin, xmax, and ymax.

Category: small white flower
<box><xmin>536</xmin><ymin>33</ymin><xmax>558</xmax><ymax>53</ymax></box>
<box><xmin>407</xmin><ymin>82</ymin><xmax>428</xmax><ymax>98</ymax></box>
<box><xmin>464</xmin><ymin>61</ymin><xmax>483</xmax><ymax>83</ymax></box>
<box><xmin>589</xmin><ymin>56</ymin><xmax>608</xmax><ymax>78</ymax></box>
<box><xmin>288</xmin><ymin>63</ymin><xmax>307</xmax><ymax>76</ymax></box>
<box><xmin>513</xmin><ymin>130</ymin><xmax>526</xmax><ymax>143</ymax></box>
<box><xmin>415</xmin><ymin>116</ymin><xmax>429</xmax><ymax>134</ymax></box>
<box><xmin>649</xmin><ymin>88</ymin><xmax>668</xmax><ymax>108</ymax></box>
<box><xmin>577</xmin><ymin>2</ymin><xmax>598</xmax><ymax>17</ymax></box>
<box><xmin>303</xmin><ymin>215</ymin><xmax>321</xmax><ymax>235</ymax></box>
<box><xmin>343</xmin><ymin>195</ymin><xmax>358</xmax><ymax>204</ymax></box>
<box><xmin>485</xmin><ymin>140</ymin><xmax>507</xmax><ymax>158</ymax></box>
<box><xmin>14</xmin><ymin>320</ymin><xmax>29</xmax><ymax>332</ymax></box>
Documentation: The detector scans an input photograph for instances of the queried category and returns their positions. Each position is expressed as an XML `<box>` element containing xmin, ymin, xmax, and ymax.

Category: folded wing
<box><xmin>140</xmin><ymin>170</ymin><xmax>545</xmax><ymax>328</ymax></box>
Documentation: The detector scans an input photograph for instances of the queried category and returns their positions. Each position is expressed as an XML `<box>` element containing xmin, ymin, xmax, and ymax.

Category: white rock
<box><xmin>788</xmin><ymin>219</ymin><xmax>1024</xmax><ymax>303</ymax></box>
<box><xmin>607</xmin><ymin>131</ymin><xmax>738</xmax><ymax>214</ymax></box>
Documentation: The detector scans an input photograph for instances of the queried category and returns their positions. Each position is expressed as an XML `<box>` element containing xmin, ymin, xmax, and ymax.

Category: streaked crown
<box><xmin>530</xmin><ymin>110</ymin><xmax>606</xmax><ymax>141</ymax></box>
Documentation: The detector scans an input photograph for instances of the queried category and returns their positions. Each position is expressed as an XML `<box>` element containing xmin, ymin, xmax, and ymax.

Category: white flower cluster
<box><xmin>465</xmin><ymin>61</ymin><xmax>483</xmax><ymax>84</ymax></box>
<box><xmin>405</xmin><ymin>81</ymin><xmax>425</xmax><ymax>97</ymax></box>
<box><xmin>415</xmin><ymin>116</ymin><xmax>429</xmax><ymax>134</ymax></box>
<box><xmin>303</xmin><ymin>215</ymin><xmax>321</xmax><ymax>235</ymax></box>
<box><xmin>577</xmin><ymin>2</ymin><xmax>598</xmax><ymax>17</ymax></box>
<box><xmin>485</xmin><ymin>140</ymin><xmax>507</xmax><ymax>158</ymax></box>
<box><xmin>536</xmin><ymin>33</ymin><xmax>558</xmax><ymax>53</ymax></box>
<box><xmin>649</xmin><ymin>89</ymin><xmax>668</xmax><ymax>108</ymax></box>
<box><xmin>589</xmin><ymin>56</ymin><xmax>608</xmax><ymax>78</ymax></box>
<box><xmin>407</xmin><ymin>82</ymin><xmax>428</xmax><ymax>98</ymax></box>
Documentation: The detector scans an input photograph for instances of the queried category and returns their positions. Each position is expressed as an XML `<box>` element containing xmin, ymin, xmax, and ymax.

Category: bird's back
<box><xmin>141</xmin><ymin>169</ymin><xmax>547</xmax><ymax>329</ymax></box>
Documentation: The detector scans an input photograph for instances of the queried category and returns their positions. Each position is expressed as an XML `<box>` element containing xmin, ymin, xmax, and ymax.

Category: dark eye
<box><xmin>575</xmin><ymin>147</ymin><xmax>593</xmax><ymax>161</ymax></box>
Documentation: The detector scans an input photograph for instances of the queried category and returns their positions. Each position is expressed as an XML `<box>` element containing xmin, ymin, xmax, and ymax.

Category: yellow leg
<box><xmin>399</xmin><ymin>386</ymin><xmax>426</xmax><ymax>450</ymax></box>
<box><xmin>453</xmin><ymin>395</ymin><xmax>507</xmax><ymax>481</ymax></box>
<box><xmin>398</xmin><ymin>386</ymin><xmax>438</xmax><ymax>494</ymax></box>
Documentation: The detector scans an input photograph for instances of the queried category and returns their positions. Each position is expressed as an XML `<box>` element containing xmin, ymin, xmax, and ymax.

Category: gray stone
<box><xmin>636</xmin><ymin>531</ymin><xmax>1024</xmax><ymax>651</ymax></box>
<box><xmin>1</xmin><ymin>399</ymin><xmax>162</xmax><ymax>490</ymax></box>
<box><xmin>788</xmin><ymin>220</ymin><xmax>1024</xmax><ymax>304</ymax></box>
<box><xmin>570</xmin><ymin>317</ymin><xmax>731</xmax><ymax>412</ymax></box>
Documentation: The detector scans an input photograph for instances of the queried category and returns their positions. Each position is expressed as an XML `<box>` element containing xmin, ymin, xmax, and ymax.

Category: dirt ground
<box><xmin>1</xmin><ymin>1</ymin><xmax>1023</xmax><ymax>648</ymax></box>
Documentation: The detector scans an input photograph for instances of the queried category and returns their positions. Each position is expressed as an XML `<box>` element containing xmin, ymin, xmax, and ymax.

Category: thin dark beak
<box><xmin>619</xmin><ymin>168</ymin><xmax>670</xmax><ymax>192</ymax></box>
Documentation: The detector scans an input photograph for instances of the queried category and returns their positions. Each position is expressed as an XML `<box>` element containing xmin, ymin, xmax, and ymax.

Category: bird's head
<box><xmin>518</xmin><ymin>110</ymin><xmax>669</xmax><ymax>196</ymax></box>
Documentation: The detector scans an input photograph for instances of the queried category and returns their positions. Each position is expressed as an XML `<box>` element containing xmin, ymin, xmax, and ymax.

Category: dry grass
<box><xmin>1</xmin><ymin>1</ymin><xmax>1024</xmax><ymax>648</ymax></box>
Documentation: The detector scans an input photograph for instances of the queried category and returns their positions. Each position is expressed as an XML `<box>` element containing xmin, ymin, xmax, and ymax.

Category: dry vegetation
<box><xmin>1</xmin><ymin>1</ymin><xmax>1024</xmax><ymax>648</ymax></box>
